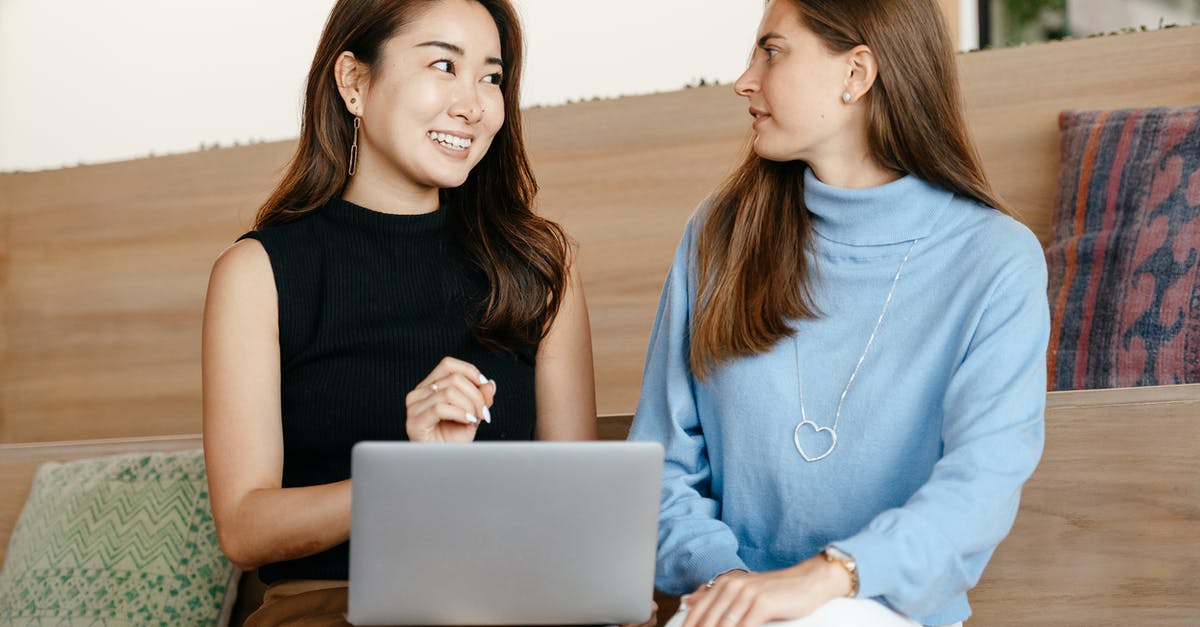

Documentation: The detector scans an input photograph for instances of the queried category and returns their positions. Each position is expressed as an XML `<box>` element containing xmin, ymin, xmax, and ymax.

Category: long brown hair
<box><xmin>692</xmin><ymin>0</ymin><xmax>1005</xmax><ymax>377</ymax></box>
<box><xmin>255</xmin><ymin>0</ymin><xmax>568</xmax><ymax>352</ymax></box>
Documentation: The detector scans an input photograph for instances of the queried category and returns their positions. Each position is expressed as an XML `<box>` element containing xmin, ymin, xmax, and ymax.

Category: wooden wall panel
<box><xmin>0</xmin><ymin>144</ymin><xmax>292</xmax><ymax>441</ymax></box>
<box><xmin>1</xmin><ymin>26</ymin><xmax>1197</xmax><ymax>441</ymax></box>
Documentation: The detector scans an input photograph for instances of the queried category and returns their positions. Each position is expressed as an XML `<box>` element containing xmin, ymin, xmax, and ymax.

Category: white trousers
<box><xmin>665</xmin><ymin>597</ymin><xmax>963</xmax><ymax>627</ymax></box>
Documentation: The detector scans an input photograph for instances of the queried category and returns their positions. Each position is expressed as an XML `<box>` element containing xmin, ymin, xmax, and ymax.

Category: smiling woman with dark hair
<box><xmin>200</xmin><ymin>1</ymin><xmax>598</xmax><ymax>623</ymax></box>
<box><xmin>630</xmin><ymin>1</ymin><xmax>1050</xmax><ymax>626</ymax></box>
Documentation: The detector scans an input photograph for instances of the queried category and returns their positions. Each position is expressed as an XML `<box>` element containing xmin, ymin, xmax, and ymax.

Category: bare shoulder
<box><xmin>213</xmin><ymin>238</ymin><xmax>269</xmax><ymax>274</ymax></box>
<box><xmin>210</xmin><ymin>238</ymin><xmax>273</xmax><ymax>288</ymax></box>
<box><xmin>206</xmin><ymin>238</ymin><xmax>276</xmax><ymax>318</ymax></box>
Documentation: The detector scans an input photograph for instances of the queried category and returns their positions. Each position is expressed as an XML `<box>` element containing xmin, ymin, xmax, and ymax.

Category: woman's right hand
<box><xmin>405</xmin><ymin>356</ymin><xmax>496</xmax><ymax>443</ymax></box>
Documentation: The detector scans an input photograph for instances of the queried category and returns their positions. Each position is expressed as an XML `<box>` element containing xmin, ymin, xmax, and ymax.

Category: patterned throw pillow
<box><xmin>0</xmin><ymin>450</ymin><xmax>239</xmax><ymax>626</ymax></box>
<box><xmin>1046</xmin><ymin>105</ymin><xmax>1200</xmax><ymax>390</ymax></box>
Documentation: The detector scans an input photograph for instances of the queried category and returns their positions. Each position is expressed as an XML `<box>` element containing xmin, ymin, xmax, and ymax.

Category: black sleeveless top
<box><xmin>240</xmin><ymin>198</ymin><xmax>537</xmax><ymax>583</ymax></box>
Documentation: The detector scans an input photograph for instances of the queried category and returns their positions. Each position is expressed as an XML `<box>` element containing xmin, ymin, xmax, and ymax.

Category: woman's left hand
<box><xmin>680</xmin><ymin>557</ymin><xmax>849</xmax><ymax>627</ymax></box>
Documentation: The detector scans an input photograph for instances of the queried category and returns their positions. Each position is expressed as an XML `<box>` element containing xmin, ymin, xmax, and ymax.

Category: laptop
<box><xmin>347</xmin><ymin>441</ymin><xmax>664</xmax><ymax>626</ymax></box>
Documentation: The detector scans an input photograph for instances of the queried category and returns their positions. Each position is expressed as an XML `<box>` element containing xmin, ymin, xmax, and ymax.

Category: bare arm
<box><xmin>202</xmin><ymin>239</ymin><xmax>351</xmax><ymax>571</ymax></box>
<box><xmin>534</xmin><ymin>253</ymin><xmax>598</xmax><ymax>441</ymax></box>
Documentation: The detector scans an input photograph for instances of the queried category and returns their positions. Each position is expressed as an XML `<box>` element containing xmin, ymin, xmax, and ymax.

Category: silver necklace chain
<box><xmin>793</xmin><ymin>239</ymin><xmax>918</xmax><ymax>462</ymax></box>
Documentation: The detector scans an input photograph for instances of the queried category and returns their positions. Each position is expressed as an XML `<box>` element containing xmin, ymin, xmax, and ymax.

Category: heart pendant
<box><xmin>793</xmin><ymin>420</ymin><xmax>837</xmax><ymax>462</ymax></box>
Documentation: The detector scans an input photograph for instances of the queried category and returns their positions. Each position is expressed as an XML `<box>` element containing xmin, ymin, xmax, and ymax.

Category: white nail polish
<box><xmin>482</xmin><ymin>406</ymin><xmax>492</xmax><ymax>423</ymax></box>
<box><xmin>478</xmin><ymin>373</ymin><xmax>489</xmax><ymax>385</ymax></box>
<box><xmin>466</xmin><ymin>413</ymin><xmax>478</xmax><ymax>425</ymax></box>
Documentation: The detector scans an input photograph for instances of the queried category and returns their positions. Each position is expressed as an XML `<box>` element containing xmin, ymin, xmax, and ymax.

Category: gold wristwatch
<box><xmin>821</xmin><ymin>545</ymin><xmax>859</xmax><ymax>598</ymax></box>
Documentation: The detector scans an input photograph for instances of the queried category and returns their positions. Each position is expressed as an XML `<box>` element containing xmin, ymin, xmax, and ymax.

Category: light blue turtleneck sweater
<box><xmin>628</xmin><ymin>169</ymin><xmax>1049</xmax><ymax>625</ymax></box>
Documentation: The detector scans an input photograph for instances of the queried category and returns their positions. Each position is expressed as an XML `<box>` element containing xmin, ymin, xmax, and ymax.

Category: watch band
<box><xmin>822</xmin><ymin>545</ymin><xmax>859</xmax><ymax>598</ymax></box>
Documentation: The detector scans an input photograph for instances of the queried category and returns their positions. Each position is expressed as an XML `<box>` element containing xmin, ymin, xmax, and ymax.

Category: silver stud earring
<box><xmin>841</xmin><ymin>91</ymin><xmax>852</xmax><ymax>104</ymax></box>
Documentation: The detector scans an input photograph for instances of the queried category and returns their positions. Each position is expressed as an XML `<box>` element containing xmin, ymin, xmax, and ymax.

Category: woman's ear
<box><xmin>334</xmin><ymin>51</ymin><xmax>367</xmax><ymax>115</ymax></box>
<box><xmin>841</xmin><ymin>44</ymin><xmax>878</xmax><ymax>104</ymax></box>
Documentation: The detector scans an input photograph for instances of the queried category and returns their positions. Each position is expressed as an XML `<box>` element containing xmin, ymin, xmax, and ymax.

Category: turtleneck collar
<box><xmin>803</xmin><ymin>167</ymin><xmax>953</xmax><ymax>246</ymax></box>
<box><xmin>322</xmin><ymin>196</ymin><xmax>448</xmax><ymax>234</ymax></box>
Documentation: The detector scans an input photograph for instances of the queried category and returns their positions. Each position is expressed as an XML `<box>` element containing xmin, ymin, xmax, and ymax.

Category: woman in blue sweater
<box><xmin>629</xmin><ymin>1</ymin><xmax>1049</xmax><ymax>626</ymax></box>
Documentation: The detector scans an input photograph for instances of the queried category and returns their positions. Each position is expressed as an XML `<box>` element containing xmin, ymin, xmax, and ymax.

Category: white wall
<box><xmin>960</xmin><ymin>0</ymin><xmax>981</xmax><ymax>50</ymax></box>
<box><xmin>1068</xmin><ymin>0</ymin><xmax>1200</xmax><ymax>35</ymax></box>
<box><xmin>0</xmin><ymin>0</ymin><xmax>762</xmax><ymax>172</ymax></box>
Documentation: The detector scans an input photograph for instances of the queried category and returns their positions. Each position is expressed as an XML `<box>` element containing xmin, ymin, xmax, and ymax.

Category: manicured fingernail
<box><xmin>482</xmin><ymin>406</ymin><xmax>492</xmax><ymax>423</ymax></box>
<box><xmin>478</xmin><ymin>373</ymin><xmax>489</xmax><ymax>385</ymax></box>
<box><xmin>466</xmin><ymin>413</ymin><xmax>478</xmax><ymax>425</ymax></box>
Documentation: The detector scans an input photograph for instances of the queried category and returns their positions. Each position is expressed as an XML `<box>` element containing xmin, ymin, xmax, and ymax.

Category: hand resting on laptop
<box><xmin>666</xmin><ymin>597</ymin><xmax>919</xmax><ymax>627</ymax></box>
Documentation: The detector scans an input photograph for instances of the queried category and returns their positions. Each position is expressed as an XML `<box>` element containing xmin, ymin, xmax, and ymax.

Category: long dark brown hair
<box><xmin>255</xmin><ymin>0</ymin><xmax>568</xmax><ymax>352</ymax></box>
<box><xmin>692</xmin><ymin>0</ymin><xmax>1006</xmax><ymax>377</ymax></box>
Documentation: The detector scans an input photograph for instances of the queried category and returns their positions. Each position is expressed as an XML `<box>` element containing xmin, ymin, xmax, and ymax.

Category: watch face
<box><xmin>824</xmin><ymin>546</ymin><xmax>860</xmax><ymax>598</ymax></box>
<box><xmin>824</xmin><ymin>546</ymin><xmax>856</xmax><ymax>569</ymax></box>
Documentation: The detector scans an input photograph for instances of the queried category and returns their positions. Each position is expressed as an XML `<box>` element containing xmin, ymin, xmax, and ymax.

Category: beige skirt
<box><xmin>243</xmin><ymin>579</ymin><xmax>350</xmax><ymax>627</ymax></box>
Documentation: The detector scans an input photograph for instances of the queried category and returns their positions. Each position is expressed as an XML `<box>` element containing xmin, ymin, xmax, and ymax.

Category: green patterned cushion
<box><xmin>0</xmin><ymin>450</ymin><xmax>239</xmax><ymax>626</ymax></box>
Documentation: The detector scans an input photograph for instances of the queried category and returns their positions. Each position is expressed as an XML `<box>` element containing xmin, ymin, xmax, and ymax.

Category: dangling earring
<box><xmin>348</xmin><ymin>116</ymin><xmax>360</xmax><ymax>176</ymax></box>
<box><xmin>841</xmin><ymin>91</ymin><xmax>852</xmax><ymax>104</ymax></box>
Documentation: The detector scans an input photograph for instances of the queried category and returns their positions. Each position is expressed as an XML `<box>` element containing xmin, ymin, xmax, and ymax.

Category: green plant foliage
<box><xmin>1001</xmin><ymin>0</ymin><xmax>1067</xmax><ymax>45</ymax></box>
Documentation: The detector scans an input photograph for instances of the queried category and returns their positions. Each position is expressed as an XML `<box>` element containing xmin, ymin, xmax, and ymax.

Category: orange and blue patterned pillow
<box><xmin>1046</xmin><ymin>105</ymin><xmax>1200</xmax><ymax>390</ymax></box>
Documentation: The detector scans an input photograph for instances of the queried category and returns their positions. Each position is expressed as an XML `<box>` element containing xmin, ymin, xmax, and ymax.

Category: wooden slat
<box><xmin>971</xmin><ymin>384</ymin><xmax>1200</xmax><ymax>624</ymax></box>
<box><xmin>1046</xmin><ymin>382</ymin><xmax>1200</xmax><ymax>409</ymax></box>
